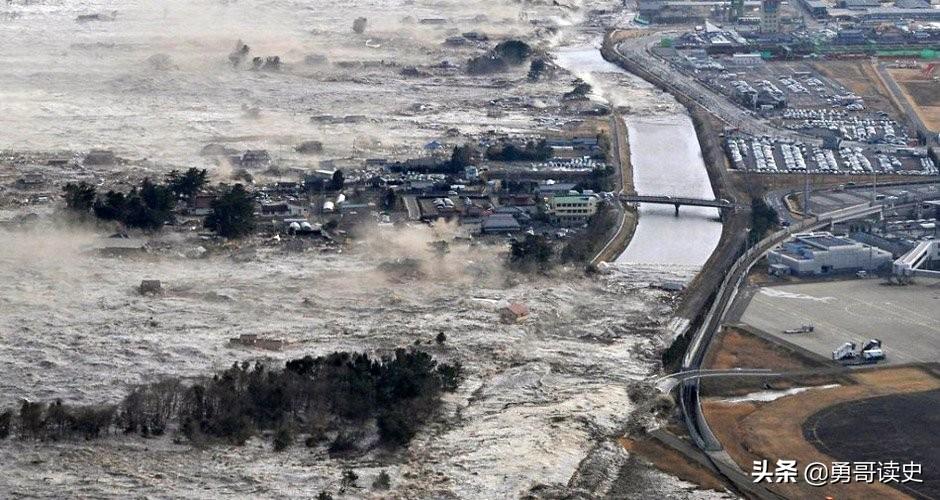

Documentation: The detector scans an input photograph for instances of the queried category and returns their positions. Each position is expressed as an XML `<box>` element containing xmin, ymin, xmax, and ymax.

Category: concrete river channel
<box><xmin>554</xmin><ymin>45</ymin><xmax>723</xmax><ymax>276</ymax></box>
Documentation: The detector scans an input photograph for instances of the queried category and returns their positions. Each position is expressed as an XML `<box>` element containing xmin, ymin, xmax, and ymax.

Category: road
<box><xmin>592</xmin><ymin>114</ymin><xmax>638</xmax><ymax>264</ymax></box>
<box><xmin>653</xmin><ymin>368</ymin><xmax>778</xmax><ymax>392</ymax></box>
<box><xmin>765</xmin><ymin>180</ymin><xmax>940</xmax><ymax>223</ymax></box>
<box><xmin>874</xmin><ymin>62</ymin><xmax>937</xmax><ymax>146</ymax></box>
<box><xmin>675</xmin><ymin>202</ymin><xmax>890</xmax><ymax>499</ymax></box>
<box><xmin>611</xmin><ymin>32</ymin><xmax>815</xmax><ymax>143</ymax></box>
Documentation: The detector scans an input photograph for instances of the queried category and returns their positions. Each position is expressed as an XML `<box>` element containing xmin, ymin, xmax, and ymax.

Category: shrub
<box><xmin>372</xmin><ymin>470</ymin><xmax>391</xmax><ymax>490</ymax></box>
<box><xmin>273</xmin><ymin>425</ymin><xmax>293</xmax><ymax>452</ymax></box>
<box><xmin>328</xmin><ymin>432</ymin><xmax>358</xmax><ymax>455</ymax></box>
<box><xmin>750</xmin><ymin>196</ymin><xmax>778</xmax><ymax>245</ymax></box>
<box><xmin>341</xmin><ymin>469</ymin><xmax>359</xmax><ymax>489</ymax></box>
<box><xmin>0</xmin><ymin>410</ymin><xmax>12</xmax><ymax>439</ymax></box>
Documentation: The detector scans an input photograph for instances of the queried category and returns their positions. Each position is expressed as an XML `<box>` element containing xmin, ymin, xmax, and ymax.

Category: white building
<box><xmin>894</xmin><ymin>239</ymin><xmax>940</xmax><ymax>277</ymax></box>
<box><xmin>767</xmin><ymin>232</ymin><xmax>892</xmax><ymax>275</ymax></box>
<box><xmin>547</xmin><ymin>194</ymin><xmax>599</xmax><ymax>227</ymax></box>
<box><xmin>728</xmin><ymin>53</ymin><xmax>764</xmax><ymax>67</ymax></box>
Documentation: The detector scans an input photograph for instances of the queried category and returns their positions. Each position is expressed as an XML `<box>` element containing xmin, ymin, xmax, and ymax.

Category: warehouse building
<box><xmin>767</xmin><ymin>231</ymin><xmax>892</xmax><ymax>275</ymax></box>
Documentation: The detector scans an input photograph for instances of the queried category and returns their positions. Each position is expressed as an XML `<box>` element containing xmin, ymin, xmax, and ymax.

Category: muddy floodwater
<box><xmin>0</xmin><ymin>227</ymin><xmax>711</xmax><ymax>498</ymax></box>
<box><xmin>0</xmin><ymin>2</ymin><xmax>732</xmax><ymax>498</ymax></box>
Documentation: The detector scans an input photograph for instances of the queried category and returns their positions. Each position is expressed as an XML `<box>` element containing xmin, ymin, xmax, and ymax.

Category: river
<box><xmin>554</xmin><ymin>45</ymin><xmax>722</xmax><ymax>276</ymax></box>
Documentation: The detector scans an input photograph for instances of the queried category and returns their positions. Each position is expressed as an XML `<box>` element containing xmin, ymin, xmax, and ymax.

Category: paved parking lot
<box><xmin>740</xmin><ymin>277</ymin><xmax>940</xmax><ymax>365</ymax></box>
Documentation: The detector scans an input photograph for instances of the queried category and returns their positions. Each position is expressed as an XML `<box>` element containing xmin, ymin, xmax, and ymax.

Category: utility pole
<box><xmin>803</xmin><ymin>168</ymin><xmax>810</xmax><ymax>217</ymax></box>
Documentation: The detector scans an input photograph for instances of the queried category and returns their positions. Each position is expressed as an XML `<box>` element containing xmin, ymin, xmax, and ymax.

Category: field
<box><xmin>703</xmin><ymin>366</ymin><xmax>940</xmax><ymax>499</ymax></box>
<box><xmin>887</xmin><ymin>67</ymin><xmax>940</xmax><ymax>132</ymax></box>
<box><xmin>804</xmin><ymin>388</ymin><xmax>940</xmax><ymax>498</ymax></box>
<box><xmin>704</xmin><ymin>325</ymin><xmax>823</xmax><ymax>372</ymax></box>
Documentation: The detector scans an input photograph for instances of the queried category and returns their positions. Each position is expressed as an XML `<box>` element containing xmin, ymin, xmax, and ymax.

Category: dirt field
<box><xmin>887</xmin><ymin>68</ymin><xmax>940</xmax><ymax>132</ymax></box>
<box><xmin>703</xmin><ymin>325</ymin><xmax>822</xmax><ymax>372</ymax></box>
<box><xmin>813</xmin><ymin>61</ymin><xmax>903</xmax><ymax>121</ymax></box>
<box><xmin>703</xmin><ymin>366</ymin><xmax>940</xmax><ymax>499</ymax></box>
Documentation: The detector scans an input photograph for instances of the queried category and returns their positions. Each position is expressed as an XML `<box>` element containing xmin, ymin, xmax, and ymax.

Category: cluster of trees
<box><xmin>749</xmin><ymin>196</ymin><xmax>779</xmax><ymax>245</ymax></box>
<box><xmin>204</xmin><ymin>184</ymin><xmax>256</xmax><ymax>238</ymax></box>
<box><xmin>62</xmin><ymin>169</ymin><xmax>259</xmax><ymax>239</ymax></box>
<box><xmin>91</xmin><ymin>179</ymin><xmax>176</xmax><ymax>230</ymax></box>
<box><xmin>563</xmin><ymin>81</ymin><xmax>592</xmax><ymax>100</ymax></box>
<box><xmin>575</xmin><ymin>165</ymin><xmax>615</xmax><ymax>193</ymax></box>
<box><xmin>508</xmin><ymin>234</ymin><xmax>555</xmax><ymax>272</ymax></box>
<box><xmin>485</xmin><ymin>140</ymin><xmax>552</xmax><ymax>162</ymax></box>
<box><xmin>62</xmin><ymin>168</ymin><xmax>209</xmax><ymax>230</ymax></box>
<box><xmin>0</xmin><ymin>349</ymin><xmax>461</xmax><ymax>452</ymax></box>
<box><xmin>384</xmin><ymin>146</ymin><xmax>475</xmax><ymax>176</ymax></box>
<box><xmin>466</xmin><ymin>40</ymin><xmax>532</xmax><ymax>75</ymax></box>
<box><xmin>560</xmin><ymin>202</ymin><xmax>615</xmax><ymax>264</ymax></box>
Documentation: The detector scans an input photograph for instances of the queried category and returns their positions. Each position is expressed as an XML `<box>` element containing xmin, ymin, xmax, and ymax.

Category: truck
<box><xmin>832</xmin><ymin>342</ymin><xmax>857</xmax><ymax>361</ymax></box>
<box><xmin>862</xmin><ymin>338</ymin><xmax>882</xmax><ymax>352</ymax></box>
<box><xmin>833</xmin><ymin>339</ymin><xmax>886</xmax><ymax>364</ymax></box>
<box><xmin>783</xmin><ymin>324</ymin><xmax>815</xmax><ymax>334</ymax></box>
<box><xmin>862</xmin><ymin>348</ymin><xmax>885</xmax><ymax>362</ymax></box>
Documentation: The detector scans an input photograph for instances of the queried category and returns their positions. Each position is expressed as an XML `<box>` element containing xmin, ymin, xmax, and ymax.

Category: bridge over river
<box><xmin>619</xmin><ymin>194</ymin><xmax>736</xmax><ymax>216</ymax></box>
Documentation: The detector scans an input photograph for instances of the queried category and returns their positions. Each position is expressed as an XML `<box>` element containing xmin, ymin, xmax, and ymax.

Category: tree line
<box><xmin>0</xmin><ymin>349</ymin><xmax>460</xmax><ymax>453</ymax></box>
<box><xmin>62</xmin><ymin>168</ymin><xmax>257</xmax><ymax>238</ymax></box>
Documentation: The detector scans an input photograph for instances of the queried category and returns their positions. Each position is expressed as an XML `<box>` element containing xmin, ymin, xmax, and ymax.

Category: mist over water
<box><xmin>0</xmin><ymin>0</ymin><xmax>559</xmax><ymax>164</ymax></box>
<box><xmin>0</xmin><ymin>1</ymin><xmax>728</xmax><ymax>497</ymax></box>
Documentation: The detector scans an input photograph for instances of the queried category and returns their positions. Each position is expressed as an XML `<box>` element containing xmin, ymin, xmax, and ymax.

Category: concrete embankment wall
<box><xmin>600</xmin><ymin>33</ymin><xmax>731</xmax><ymax>203</ymax></box>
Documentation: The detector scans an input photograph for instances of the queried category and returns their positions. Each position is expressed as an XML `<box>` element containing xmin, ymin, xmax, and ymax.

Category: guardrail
<box><xmin>680</xmin><ymin>201</ymin><xmax>886</xmax><ymax>451</ymax></box>
<box><xmin>620</xmin><ymin>194</ymin><xmax>735</xmax><ymax>210</ymax></box>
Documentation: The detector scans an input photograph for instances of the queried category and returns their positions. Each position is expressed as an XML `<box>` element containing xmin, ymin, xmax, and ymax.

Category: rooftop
<box><xmin>799</xmin><ymin>234</ymin><xmax>857</xmax><ymax>249</ymax></box>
